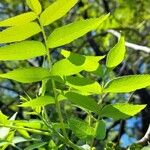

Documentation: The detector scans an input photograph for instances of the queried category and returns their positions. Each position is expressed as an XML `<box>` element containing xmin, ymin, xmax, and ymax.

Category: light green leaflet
<box><xmin>65</xmin><ymin>76</ymin><xmax>102</xmax><ymax>94</ymax></box>
<box><xmin>0</xmin><ymin>111</ymin><xmax>9</xmax><ymax>125</ymax></box>
<box><xmin>103</xmin><ymin>75</ymin><xmax>150</xmax><ymax>93</ymax></box>
<box><xmin>95</xmin><ymin>120</ymin><xmax>106</xmax><ymax>140</ymax></box>
<box><xmin>0</xmin><ymin>12</ymin><xmax>37</xmax><ymax>27</ymax></box>
<box><xmin>0</xmin><ymin>67</ymin><xmax>50</xmax><ymax>83</ymax></box>
<box><xmin>0</xmin><ymin>41</ymin><xmax>46</xmax><ymax>60</ymax></box>
<box><xmin>50</xmin><ymin>50</ymin><xmax>105</xmax><ymax>76</ymax></box>
<box><xmin>100</xmin><ymin>103</ymin><xmax>146</xmax><ymax>120</ymax></box>
<box><xmin>40</xmin><ymin>0</ymin><xmax>78</xmax><ymax>26</ymax></box>
<box><xmin>47</xmin><ymin>14</ymin><xmax>109</xmax><ymax>48</ymax></box>
<box><xmin>0</xmin><ymin>22</ymin><xmax>41</xmax><ymax>44</ymax></box>
<box><xmin>65</xmin><ymin>92</ymin><xmax>100</xmax><ymax>114</ymax></box>
<box><xmin>20</xmin><ymin>96</ymin><xmax>55</xmax><ymax>107</ymax></box>
<box><xmin>68</xmin><ymin>118</ymin><xmax>95</xmax><ymax>139</ymax></box>
<box><xmin>106</xmin><ymin>36</ymin><xmax>126</xmax><ymax>68</ymax></box>
<box><xmin>26</xmin><ymin>0</ymin><xmax>42</xmax><ymax>15</ymax></box>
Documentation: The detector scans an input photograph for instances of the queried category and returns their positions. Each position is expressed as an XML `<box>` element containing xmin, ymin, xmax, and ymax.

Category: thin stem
<box><xmin>0</xmin><ymin>124</ymin><xmax>50</xmax><ymax>136</ymax></box>
<box><xmin>38</xmin><ymin>18</ymin><xmax>68</xmax><ymax>141</ymax></box>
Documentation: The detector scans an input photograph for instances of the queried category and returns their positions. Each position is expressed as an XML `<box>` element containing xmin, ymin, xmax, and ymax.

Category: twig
<box><xmin>107</xmin><ymin>30</ymin><xmax>150</xmax><ymax>53</ymax></box>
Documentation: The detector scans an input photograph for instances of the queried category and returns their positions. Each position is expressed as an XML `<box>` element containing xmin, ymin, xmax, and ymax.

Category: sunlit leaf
<box><xmin>100</xmin><ymin>103</ymin><xmax>146</xmax><ymax>120</ymax></box>
<box><xmin>0</xmin><ymin>22</ymin><xmax>41</xmax><ymax>44</ymax></box>
<box><xmin>40</xmin><ymin>0</ymin><xmax>78</xmax><ymax>26</ymax></box>
<box><xmin>47</xmin><ymin>14</ymin><xmax>109</xmax><ymax>48</ymax></box>
<box><xmin>0</xmin><ymin>67</ymin><xmax>50</xmax><ymax>83</ymax></box>
<box><xmin>65</xmin><ymin>76</ymin><xmax>102</xmax><ymax>94</ymax></box>
<box><xmin>0</xmin><ymin>41</ymin><xmax>46</xmax><ymax>60</ymax></box>
<box><xmin>104</xmin><ymin>75</ymin><xmax>150</xmax><ymax>93</ymax></box>
<box><xmin>106</xmin><ymin>36</ymin><xmax>126</xmax><ymax>68</ymax></box>
<box><xmin>26</xmin><ymin>0</ymin><xmax>42</xmax><ymax>15</ymax></box>
<box><xmin>0</xmin><ymin>12</ymin><xmax>37</xmax><ymax>27</ymax></box>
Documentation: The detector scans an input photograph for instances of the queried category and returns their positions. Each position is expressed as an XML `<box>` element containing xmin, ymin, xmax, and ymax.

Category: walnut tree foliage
<box><xmin>0</xmin><ymin>0</ymin><xmax>150</xmax><ymax>150</ymax></box>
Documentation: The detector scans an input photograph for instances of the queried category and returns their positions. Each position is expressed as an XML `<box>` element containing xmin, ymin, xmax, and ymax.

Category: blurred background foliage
<box><xmin>0</xmin><ymin>0</ymin><xmax>150</xmax><ymax>149</ymax></box>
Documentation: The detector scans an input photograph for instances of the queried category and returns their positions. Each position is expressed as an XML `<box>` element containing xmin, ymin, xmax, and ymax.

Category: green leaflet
<box><xmin>68</xmin><ymin>118</ymin><xmax>95</xmax><ymax>139</ymax></box>
<box><xmin>47</xmin><ymin>14</ymin><xmax>109</xmax><ymax>48</ymax></box>
<box><xmin>0</xmin><ymin>22</ymin><xmax>41</xmax><ymax>44</ymax></box>
<box><xmin>40</xmin><ymin>0</ymin><xmax>78</xmax><ymax>26</ymax></box>
<box><xmin>26</xmin><ymin>0</ymin><xmax>42</xmax><ymax>15</ymax></box>
<box><xmin>65</xmin><ymin>76</ymin><xmax>102</xmax><ymax>94</ymax></box>
<box><xmin>0</xmin><ymin>111</ymin><xmax>9</xmax><ymax>125</ymax></box>
<box><xmin>0</xmin><ymin>12</ymin><xmax>37</xmax><ymax>27</ymax></box>
<box><xmin>0</xmin><ymin>41</ymin><xmax>46</xmax><ymax>60</ymax></box>
<box><xmin>95</xmin><ymin>120</ymin><xmax>106</xmax><ymax>140</ymax></box>
<box><xmin>65</xmin><ymin>92</ymin><xmax>100</xmax><ymax>114</ymax></box>
<box><xmin>103</xmin><ymin>75</ymin><xmax>150</xmax><ymax>93</ymax></box>
<box><xmin>100</xmin><ymin>103</ymin><xmax>146</xmax><ymax>120</ymax></box>
<box><xmin>106</xmin><ymin>36</ymin><xmax>126</xmax><ymax>68</ymax></box>
<box><xmin>50</xmin><ymin>50</ymin><xmax>105</xmax><ymax>76</ymax></box>
<box><xmin>0</xmin><ymin>67</ymin><xmax>50</xmax><ymax>83</ymax></box>
<box><xmin>20</xmin><ymin>95</ymin><xmax>62</xmax><ymax>108</ymax></box>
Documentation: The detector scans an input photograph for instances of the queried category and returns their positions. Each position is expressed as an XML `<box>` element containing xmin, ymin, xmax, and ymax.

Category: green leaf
<box><xmin>40</xmin><ymin>0</ymin><xmax>78</xmax><ymax>26</ymax></box>
<box><xmin>106</xmin><ymin>36</ymin><xmax>126</xmax><ymax>68</ymax></box>
<box><xmin>0</xmin><ymin>67</ymin><xmax>50</xmax><ymax>83</ymax></box>
<box><xmin>65</xmin><ymin>76</ymin><xmax>102</xmax><ymax>94</ymax></box>
<box><xmin>50</xmin><ymin>50</ymin><xmax>105</xmax><ymax>76</ymax></box>
<box><xmin>65</xmin><ymin>92</ymin><xmax>100</xmax><ymax>113</ymax></box>
<box><xmin>20</xmin><ymin>96</ymin><xmax>55</xmax><ymax>107</ymax></box>
<box><xmin>47</xmin><ymin>14</ymin><xmax>109</xmax><ymax>48</ymax></box>
<box><xmin>100</xmin><ymin>103</ymin><xmax>146</xmax><ymax>120</ymax></box>
<box><xmin>0</xmin><ymin>12</ymin><xmax>37</xmax><ymax>27</ymax></box>
<box><xmin>26</xmin><ymin>0</ymin><xmax>42</xmax><ymax>15</ymax></box>
<box><xmin>0</xmin><ymin>41</ymin><xmax>46</xmax><ymax>61</ymax></box>
<box><xmin>0</xmin><ymin>22</ymin><xmax>41</xmax><ymax>44</ymax></box>
<box><xmin>103</xmin><ymin>75</ymin><xmax>150</xmax><ymax>93</ymax></box>
<box><xmin>24</xmin><ymin>142</ymin><xmax>47</xmax><ymax>150</ymax></box>
<box><xmin>68</xmin><ymin>118</ymin><xmax>95</xmax><ymax>139</ymax></box>
<box><xmin>95</xmin><ymin>120</ymin><xmax>106</xmax><ymax>140</ymax></box>
<box><xmin>0</xmin><ymin>111</ymin><xmax>8</xmax><ymax>125</ymax></box>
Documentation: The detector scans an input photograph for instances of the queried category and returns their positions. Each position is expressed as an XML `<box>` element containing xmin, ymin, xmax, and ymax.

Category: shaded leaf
<box><xmin>104</xmin><ymin>75</ymin><xmax>150</xmax><ymax>93</ymax></box>
<box><xmin>24</xmin><ymin>142</ymin><xmax>47</xmax><ymax>150</ymax></box>
<box><xmin>95</xmin><ymin>120</ymin><xmax>106</xmax><ymax>140</ymax></box>
<box><xmin>65</xmin><ymin>92</ymin><xmax>100</xmax><ymax>113</ymax></box>
<box><xmin>100</xmin><ymin>103</ymin><xmax>146</xmax><ymax>120</ymax></box>
<box><xmin>0</xmin><ymin>67</ymin><xmax>50</xmax><ymax>83</ymax></box>
<box><xmin>68</xmin><ymin>118</ymin><xmax>95</xmax><ymax>139</ymax></box>
<box><xmin>26</xmin><ymin>0</ymin><xmax>42</xmax><ymax>15</ymax></box>
<box><xmin>40</xmin><ymin>0</ymin><xmax>78</xmax><ymax>26</ymax></box>
<box><xmin>106</xmin><ymin>36</ymin><xmax>126</xmax><ymax>68</ymax></box>
<box><xmin>0</xmin><ymin>41</ymin><xmax>46</xmax><ymax>61</ymax></box>
<box><xmin>0</xmin><ymin>12</ymin><xmax>37</xmax><ymax>27</ymax></box>
<box><xmin>0</xmin><ymin>22</ymin><xmax>41</xmax><ymax>44</ymax></box>
<box><xmin>47</xmin><ymin>14</ymin><xmax>109</xmax><ymax>48</ymax></box>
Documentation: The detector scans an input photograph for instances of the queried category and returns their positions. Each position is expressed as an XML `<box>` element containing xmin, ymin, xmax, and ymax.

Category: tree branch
<box><xmin>107</xmin><ymin>29</ymin><xmax>150</xmax><ymax>53</ymax></box>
